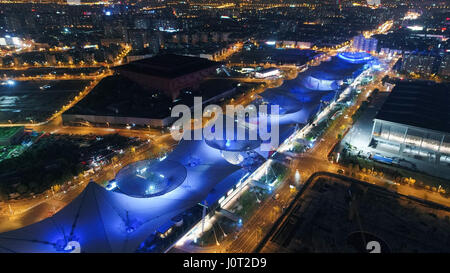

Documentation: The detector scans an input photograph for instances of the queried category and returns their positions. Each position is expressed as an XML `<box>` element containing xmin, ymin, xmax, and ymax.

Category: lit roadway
<box><xmin>0</xmin><ymin>49</ymin><xmax>279</xmax><ymax>233</ymax></box>
<box><xmin>0</xmin><ymin>75</ymin><xmax>106</xmax><ymax>128</ymax></box>
<box><xmin>172</xmin><ymin>38</ymin><xmax>372</xmax><ymax>253</ymax></box>
<box><xmin>0</xmin><ymin>20</ymin><xmax>400</xmax><ymax>240</ymax></box>
<box><xmin>0</xmin><ymin>71</ymin><xmax>276</xmax><ymax>233</ymax></box>
<box><xmin>173</xmin><ymin>45</ymin><xmax>352</xmax><ymax>253</ymax></box>
<box><xmin>206</xmin><ymin>53</ymin><xmax>449</xmax><ymax>253</ymax></box>
<box><xmin>225</xmin><ymin>61</ymin><xmax>387</xmax><ymax>253</ymax></box>
<box><xmin>0</xmin><ymin>132</ymin><xmax>176</xmax><ymax>233</ymax></box>
<box><xmin>0</xmin><ymin>45</ymin><xmax>131</xmax><ymax>71</ymax></box>
<box><xmin>0</xmin><ymin>45</ymin><xmax>131</xmax><ymax>128</ymax></box>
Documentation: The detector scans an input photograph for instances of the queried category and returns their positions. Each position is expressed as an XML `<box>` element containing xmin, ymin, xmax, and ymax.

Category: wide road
<box><xmin>0</xmin><ymin>132</ymin><xmax>175</xmax><ymax>233</ymax></box>
<box><xmin>223</xmin><ymin>54</ymin><xmax>404</xmax><ymax>253</ymax></box>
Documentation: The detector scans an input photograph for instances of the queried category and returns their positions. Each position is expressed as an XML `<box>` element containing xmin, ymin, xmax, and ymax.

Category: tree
<box><xmin>16</xmin><ymin>184</ymin><xmax>28</xmax><ymax>195</ymax></box>
<box><xmin>0</xmin><ymin>191</ymin><xmax>8</xmax><ymax>202</ymax></box>
<box><xmin>52</xmin><ymin>184</ymin><xmax>61</xmax><ymax>193</ymax></box>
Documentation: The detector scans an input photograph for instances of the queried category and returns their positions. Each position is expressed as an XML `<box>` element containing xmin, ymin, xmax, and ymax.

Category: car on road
<box><xmin>337</xmin><ymin>169</ymin><xmax>344</xmax><ymax>174</ymax></box>
<box><xmin>272</xmin><ymin>193</ymin><xmax>280</xmax><ymax>200</ymax></box>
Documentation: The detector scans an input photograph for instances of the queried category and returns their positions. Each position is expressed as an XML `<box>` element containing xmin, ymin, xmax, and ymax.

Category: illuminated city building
<box><xmin>353</xmin><ymin>34</ymin><xmax>378</xmax><ymax>53</ymax></box>
<box><xmin>438</xmin><ymin>54</ymin><xmax>450</xmax><ymax>79</ymax></box>
<box><xmin>401</xmin><ymin>53</ymin><xmax>438</xmax><ymax>76</ymax></box>
<box><xmin>370</xmin><ymin>81</ymin><xmax>450</xmax><ymax>167</ymax></box>
<box><xmin>367</xmin><ymin>0</ymin><xmax>381</xmax><ymax>6</ymax></box>
<box><xmin>254</xmin><ymin>68</ymin><xmax>280</xmax><ymax>78</ymax></box>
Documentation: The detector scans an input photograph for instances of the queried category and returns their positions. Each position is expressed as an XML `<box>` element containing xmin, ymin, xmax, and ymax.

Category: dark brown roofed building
<box><xmin>114</xmin><ymin>54</ymin><xmax>221</xmax><ymax>100</ymax></box>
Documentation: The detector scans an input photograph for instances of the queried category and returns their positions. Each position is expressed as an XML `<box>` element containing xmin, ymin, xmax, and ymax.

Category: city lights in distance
<box><xmin>407</xmin><ymin>25</ymin><xmax>424</xmax><ymax>31</ymax></box>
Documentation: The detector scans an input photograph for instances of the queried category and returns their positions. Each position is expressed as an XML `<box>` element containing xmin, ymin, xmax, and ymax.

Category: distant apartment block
<box><xmin>438</xmin><ymin>54</ymin><xmax>450</xmax><ymax>79</ymax></box>
<box><xmin>353</xmin><ymin>35</ymin><xmax>378</xmax><ymax>53</ymax></box>
<box><xmin>401</xmin><ymin>53</ymin><xmax>437</xmax><ymax>76</ymax></box>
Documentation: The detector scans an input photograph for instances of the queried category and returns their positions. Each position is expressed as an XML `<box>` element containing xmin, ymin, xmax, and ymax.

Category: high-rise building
<box><xmin>45</xmin><ymin>54</ymin><xmax>57</xmax><ymax>66</ymax></box>
<box><xmin>353</xmin><ymin>35</ymin><xmax>378</xmax><ymax>53</ymax></box>
<box><xmin>128</xmin><ymin>29</ymin><xmax>147</xmax><ymax>51</ymax></box>
<box><xmin>438</xmin><ymin>55</ymin><xmax>450</xmax><ymax>79</ymax></box>
<box><xmin>367</xmin><ymin>0</ymin><xmax>381</xmax><ymax>5</ymax></box>
<box><xmin>134</xmin><ymin>18</ymin><xmax>149</xmax><ymax>30</ymax></box>
<box><xmin>401</xmin><ymin>53</ymin><xmax>437</xmax><ymax>76</ymax></box>
<box><xmin>147</xmin><ymin>33</ymin><xmax>162</xmax><ymax>55</ymax></box>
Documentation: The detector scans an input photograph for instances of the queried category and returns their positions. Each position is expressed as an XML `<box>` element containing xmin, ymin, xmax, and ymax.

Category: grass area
<box><xmin>0</xmin><ymin>145</ymin><xmax>27</xmax><ymax>162</ymax></box>
<box><xmin>194</xmin><ymin>216</ymin><xmax>237</xmax><ymax>247</ymax></box>
<box><xmin>0</xmin><ymin>134</ymin><xmax>141</xmax><ymax>201</ymax></box>
<box><xmin>256</xmin><ymin>161</ymin><xmax>288</xmax><ymax>186</ymax></box>
<box><xmin>234</xmin><ymin>189</ymin><xmax>262</xmax><ymax>221</ymax></box>
<box><xmin>340</xmin><ymin>151</ymin><xmax>450</xmax><ymax>196</ymax></box>
<box><xmin>0</xmin><ymin>126</ymin><xmax>23</xmax><ymax>139</ymax></box>
<box><xmin>291</xmin><ymin>143</ymin><xmax>308</xmax><ymax>153</ymax></box>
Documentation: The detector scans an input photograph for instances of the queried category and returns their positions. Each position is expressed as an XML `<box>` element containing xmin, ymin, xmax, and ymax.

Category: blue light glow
<box><xmin>105</xmin><ymin>181</ymin><xmax>117</xmax><ymax>191</ymax></box>
<box><xmin>337</xmin><ymin>52</ymin><xmax>373</xmax><ymax>64</ymax></box>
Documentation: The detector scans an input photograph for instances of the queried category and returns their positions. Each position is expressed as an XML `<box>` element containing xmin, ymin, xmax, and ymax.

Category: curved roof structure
<box><xmin>303</xmin><ymin>75</ymin><xmax>340</xmax><ymax>91</ymax></box>
<box><xmin>0</xmin><ymin>182</ymin><xmax>191</xmax><ymax>253</ymax></box>
<box><xmin>258</xmin><ymin>82</ymin><xmax>333</xmax><ymax>126</ymax></box>
<box><xmin>249</xmin><ymin>52</ymin><xmax>371</xmax><ymax>154</ymax></box>
<box><xmin>204</xmin><ymin>115</ymin><xmax>262</xmax><ymax>152</ymax></box>
<box><xmin>0</xmin><ymin>52</ymin><xmax>372</xmax><ymax>253</ymax></box>
<box><xmin>115</xmin><ymin>159</ymin><xmax>187</xmax><ymax>198</ymax></box>
<box><xmin>304</xmin><ymin>55</ymin><xmax>367</xmax><ymax>88</ymax></box>
<box><xmin>259</xmin><ymin>90</ymin><xmax>304</xmax><ymax>114</ymax></box>
<box><xmin>0</xmin><ymin>136</ymin><xmax>241</xmax><ymax>253</ymax></box>
<box><xmin>337</xmin><ymin>52</ymin><xmax>373</xmax><ymax>64</ymax></box>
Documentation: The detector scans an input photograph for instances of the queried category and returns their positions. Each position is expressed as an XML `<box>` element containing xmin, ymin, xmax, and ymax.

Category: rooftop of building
<box><xmin>64</xmin><ymin>75</ymin><xmax>241</xmax><ymax>119</ymax></box>
<box><xmin>375</xmin><ymin>81</ymin><xmax>450</xmax><ymax>134</ymax></box>
<box><xmin>305</xmin><ymin>55</ymin><xmax>366</xmax><ymax>81</ymax></box>
<box><xmin>260</xmin><ymin>174</ymin><xmax>450</xmax><ymax>253</ymax></box>
<box><xmin>256</xmin><ymin>67</ymin><xmax>280</xmax><ymax>73</ymax></box>
<box><xmin>114</xmin><ymin>53</ymin><xmax>221</xmax><ymax>79</ymax></box>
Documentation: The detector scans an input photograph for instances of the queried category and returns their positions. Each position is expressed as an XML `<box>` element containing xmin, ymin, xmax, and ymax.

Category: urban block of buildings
<box><xmin>62</xmin><ymin>54</ymin><xmax>241</xmax><ymax>128</ymax></box>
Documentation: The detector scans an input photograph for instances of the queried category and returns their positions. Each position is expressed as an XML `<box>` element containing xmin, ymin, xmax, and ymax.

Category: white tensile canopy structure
<box><xmin>0</xmin><ymin>138</ymin><xmax>241</xmax><ymax>253</ymax></box>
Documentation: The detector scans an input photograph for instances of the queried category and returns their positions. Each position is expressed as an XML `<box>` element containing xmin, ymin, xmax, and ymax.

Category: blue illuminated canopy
<box><xmin>337</xmin><ymin>52</ymin><xmax>373</xmax><ymax>64</ymax></box>
<box><xmin>115</xmin><ymin>159</ymin><xmax>187</xmax><ymax>198</ymax></box>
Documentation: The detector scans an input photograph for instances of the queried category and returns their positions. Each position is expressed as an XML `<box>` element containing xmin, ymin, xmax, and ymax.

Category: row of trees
<box><xmin>339</xmin><ymin>150</ymin><xmax>449</xmax><ymax>197</ymax></box>
<box><xmin>0</xmin><ymin>134</ymin><xmax>140</xmax><ymax>201</ymax></box>
<box><xmin>0</xmin><ymin>137</ymin><xmax>84</xmax><ymax>201</ymax></box>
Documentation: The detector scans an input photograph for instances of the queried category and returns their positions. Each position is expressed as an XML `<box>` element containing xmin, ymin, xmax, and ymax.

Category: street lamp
<box><xmin>294</xmin><ymin>169</ymin><xmax>301</xmax><ymax>185</ymax></box>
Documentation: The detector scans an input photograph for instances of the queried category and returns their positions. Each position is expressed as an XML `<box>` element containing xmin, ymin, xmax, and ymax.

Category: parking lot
<box><xmin>0</xmin><ymin>79</ymin><xmax>91</xmax><ymax>123</ymax></box>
